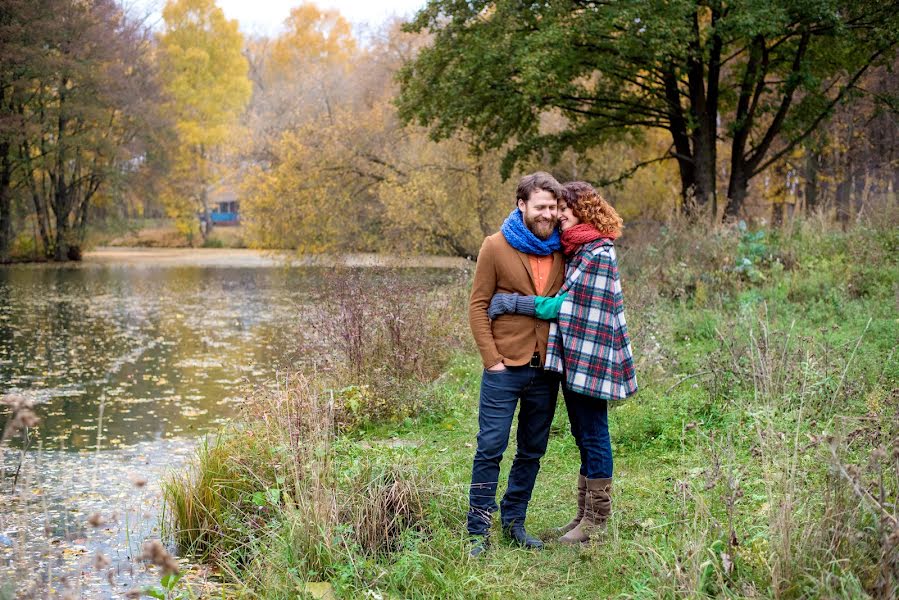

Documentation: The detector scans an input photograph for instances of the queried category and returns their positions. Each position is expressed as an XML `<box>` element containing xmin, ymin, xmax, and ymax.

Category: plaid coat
<box><xmin>545</xmin><ymin>239</ymin><xmax>637</xmax><ymax>401</ymax></box>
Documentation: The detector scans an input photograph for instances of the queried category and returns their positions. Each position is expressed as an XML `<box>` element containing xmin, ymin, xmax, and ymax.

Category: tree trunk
<box><xmin>672</xmin><ymin>153</ymin><xmax>698</xmax><ymax>217</ymax></box>
<box><xmin>852</xmin><ymin>169</ymin><xmax>866</xmax><ymax>217</ymax></box>
<box><xmin>662</xmin><ymin>65</ymin><xmax>702</xmax><ymax>219</ymax></box>
<box><xmin>804</xmin><ymin>150</ymin><xmax>819</xmax><ymax>214</ymax></box>
<box><xmin>691</xmin><ymin>132</ymin><xmax>716</xmax><ymax>217</ymax></box>
<box><xmin>704</xmin><ymin>5</ymin><xmax>723</xmax><ymax>222</ymax></box>
<box><xmin>198</xmin><ymin>145</ymin><xmax>211</xmax><ymax>243</ymax></box>
<box><xmin>25</xmin><ymin>166</ymin><xmax>52</xmax><ymax>258</ymax></box>
<box><xmin>75</xmin><ymin>178</ymin><xmax>99</xmax><ymax>249</ymax></box>
<box><xmin>686</xmin><ymin>3</ymin><xmax>722</xmax><ymax>221</ymax></box>
<box><xmin>0</xmin><ymin>146</ymin><xmax>11</xmax><ymax>262</ymax></box>
<box><xmin>53</xmin><ymin>77</ymin><xmax>71</xmax><ymax>261</ymax></box>
<box><xmin>199</xmin><ymin>186</ymin><xmax>211</xmax><ymax>243</ymax></box>
<box><xmin>53</xmin><ymin>203</ymin><xmax>69</xmax><ymax>261</ymax></box>
<box><xmin>725</xmin><ymin>156</ymin><xmax>749</xmax><ymax>220</ymax></box>
<box><xmin>836</xmin><ymin>176</ymin><xmax>851</xmax><ymax>231</ymax></box>
<box><xmin>723</xmin><ymin>35</ymin><xmax>765</xmax><ymax>220</ymax></box>
<box><xmin>75</xmin><ymin>196</ymin><xmax>90</xmax><ymax>251</ymax></box>
<box><xmin>771</xmin><ymin>201</ymin><xmax>784</xmax><ymax>227</ymax></box>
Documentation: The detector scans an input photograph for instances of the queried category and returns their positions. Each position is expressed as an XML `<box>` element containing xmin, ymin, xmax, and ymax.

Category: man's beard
<box><xmin>524</xmin><ymin>213</ymin><xmax>557</xmax><ymax>240</ymax></box>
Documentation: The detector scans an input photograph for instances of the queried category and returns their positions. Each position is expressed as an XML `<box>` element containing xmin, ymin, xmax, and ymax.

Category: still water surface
<box><xmin>0</xmin><ymin>249</ymin><xmax>466</xmax><ymax>597</ymax></box>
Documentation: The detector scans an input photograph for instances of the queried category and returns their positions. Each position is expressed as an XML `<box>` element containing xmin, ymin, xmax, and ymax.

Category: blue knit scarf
<box><xmin>500</xmin><ymin>208</ymin><xmax>560</xmax><ymax>256</ymax></box>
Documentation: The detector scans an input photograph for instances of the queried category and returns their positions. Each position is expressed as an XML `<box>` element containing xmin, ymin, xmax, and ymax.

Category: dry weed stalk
<box><xmin>826</xmin><ymin>413</ymin><xmax>899</xmax><ymax>598</ymax></box>
<box><xmin>1</xmin><ymin>394</ymin><xmax>40</xmax><ymax>494</ymax></box>
<box><xmin>703</xmin><ymin>306</ymin><xmax>895</xmax><ymax>597</ymax></box>
<box><xmin>141</xmin><ymin>539</ymin><xmax>179</xmax><ymax>575</ymax></box>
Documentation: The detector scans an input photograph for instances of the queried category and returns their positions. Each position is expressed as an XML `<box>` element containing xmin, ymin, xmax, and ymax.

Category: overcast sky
<box><xmin>129</xmin><ymin>0</ymin><xmax>427</xmax><ymax>36</ymax></box>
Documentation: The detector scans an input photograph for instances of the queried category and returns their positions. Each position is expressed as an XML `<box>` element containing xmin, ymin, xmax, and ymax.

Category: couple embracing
<box><xmin>467</xmin><ymin>171</ymin><xmax>637</xmax><ymax>556</ymax></box>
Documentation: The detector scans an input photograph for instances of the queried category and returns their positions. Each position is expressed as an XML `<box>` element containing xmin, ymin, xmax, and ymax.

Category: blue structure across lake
<box><xmin>210</xmin><ymin>211</ymin><xmax>238</xmax><ymax>224</ymax></box>
<box><xmin>211</xmin><ymin>199</ymin><xmax>239</xmax><ymax>225</ymax></box>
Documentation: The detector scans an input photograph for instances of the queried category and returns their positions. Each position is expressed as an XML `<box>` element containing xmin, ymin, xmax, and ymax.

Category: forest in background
<box><xmin>0</xmin><ymin>0</ymin><xmax>897</xmax><ymax>262</ymax></box>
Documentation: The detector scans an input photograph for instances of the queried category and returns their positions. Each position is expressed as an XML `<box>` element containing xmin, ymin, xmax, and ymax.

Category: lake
<box><xmin>0</xmin><ymin>248</ymin><xmax>468</xmax><ymax>598</ymax></box>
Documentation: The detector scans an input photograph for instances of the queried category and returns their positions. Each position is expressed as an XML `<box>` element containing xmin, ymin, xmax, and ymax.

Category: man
<box><xmin>467</xmin><ymin>171</ymin><xmax>566</xmax><ymax>556</ymax></box>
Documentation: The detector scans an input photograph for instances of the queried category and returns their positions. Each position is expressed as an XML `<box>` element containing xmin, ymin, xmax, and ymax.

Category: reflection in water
<box><xmin>0</xmin><ymin>264</ymin><xmax>460</xmax><ymax>449</ymax></box>
<box><xmin>1</xmin><ymin>439</ymin><xmax>196</xmax><ymax>598</ymax></box>
<box><xmin>0</xmin><ymin>258</ymin><xmax>466</xmax><ymax>597</ymax></box>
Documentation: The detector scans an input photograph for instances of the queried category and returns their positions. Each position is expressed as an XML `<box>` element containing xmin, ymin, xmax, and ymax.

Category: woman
<box><xmin>488</xmin><ymin>181</ymin><xmax>637</xmax><ymax>544</ymax></box>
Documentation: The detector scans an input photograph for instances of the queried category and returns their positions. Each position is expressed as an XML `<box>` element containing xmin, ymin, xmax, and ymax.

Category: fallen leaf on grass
<box><xmin>302</xmin><ymin>582</ymin><xmax>336</xmax><ymax>600</ymax></box>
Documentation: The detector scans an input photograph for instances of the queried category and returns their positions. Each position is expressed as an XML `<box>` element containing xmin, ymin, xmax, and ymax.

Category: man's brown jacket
<box><xmin>469</xmin><ymin>232</ymin><xmax>565</xmax><ymax>368</ymax></box>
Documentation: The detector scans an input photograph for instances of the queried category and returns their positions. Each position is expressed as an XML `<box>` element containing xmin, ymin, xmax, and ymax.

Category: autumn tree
<box><xmin>398</xmin><ymin>0</ymin><xmax>899</xmax><ymax>220</ymax></box>
<box><xmin>241</xmin><ymin>19</ymin><xmax>518</xmax><ymax>256</ymax></box>
<box><xmin>0</xmin><ymin>0</ymin><xmax>38</xmax><ymax>260</ymax></box>
<box><xmin>158</xmin><ymin>0</ymin><xmax>251</xmax><ymax>242</ymax></box>
<box><xmin>747</xmin><ymin>61</ymin><xmax>899</xmax><ymax>225</ymax></box>
<box><xmin>242</xmin><ymin>3</ymin><xmax>356</xmax><ymax>168</ymax></box>
<box><xmin>0</xmin><ymin>0</ymin><xmax>164</xmax><ymax>261</ymax></box>
<box><xmin>269</xmin><ymin>4</ymin><xmax>355</xmax><ymax>76</ymax></box>
<box><xmin>243</xmin><ymin>92</ymin><xmax>514</xmax><ymax>256</ymax></box>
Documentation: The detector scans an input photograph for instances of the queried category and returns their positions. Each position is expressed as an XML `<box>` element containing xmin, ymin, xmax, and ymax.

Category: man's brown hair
<box><xmin>516</xmin><ymin>171</ymin><xmax>563</xmax><ymax>204</ymax></box>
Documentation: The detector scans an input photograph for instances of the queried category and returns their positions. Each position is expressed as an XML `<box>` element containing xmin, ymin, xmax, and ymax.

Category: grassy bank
<box><xmin>0</xmin><ymin>219</ymin><xmax>248</xmax><ymax>263</ymax></box>
<box><xmin>163</xmin><ymin>215</ymin><xmax>898</xmax><ymax>599</ymax></box>
<box><xmin>94</xmin><ymin>218</ymin><xmax>247</xmax><ymax>249</ymax></box>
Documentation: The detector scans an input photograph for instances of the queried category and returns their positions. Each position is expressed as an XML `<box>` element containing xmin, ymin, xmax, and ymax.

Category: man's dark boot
<box><xmin>468</xmin><ymin>535</ymin><xmax>489</xmax><ymax>558</ymax></box>
<box><xmin>503</xmin><ymin>523</ymin><xmax>544</xmax><ymax>550</ymax></box>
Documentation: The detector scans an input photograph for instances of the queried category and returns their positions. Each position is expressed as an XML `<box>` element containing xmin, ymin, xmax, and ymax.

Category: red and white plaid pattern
<box><xmin>545</xmin><ymin>240</ymin><xmax>637</xmax><ymax>400</ymax></box>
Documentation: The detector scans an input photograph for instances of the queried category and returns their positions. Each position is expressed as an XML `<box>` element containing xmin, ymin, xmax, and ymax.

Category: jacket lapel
<box><xmin>549</xmin><ymin>251</ymin><xmax>565</xmax><ymax>291</ymax></box>
<box><xmin>516</xmin><ymin>251</ymin><xmax>537</xmax><ymax>294</ymax></box>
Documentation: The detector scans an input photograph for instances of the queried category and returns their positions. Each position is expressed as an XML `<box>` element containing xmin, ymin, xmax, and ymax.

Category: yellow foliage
<box><xmin>240</xmin><ymin>21</ymin><xmax>683</xmax><ymax>255</ymax></box>
<box><xmin>159</xmin><ymin>0</ymin><xmax>250</xmax><ymax>148</ymax></box>
<box><xmin>240</xmin><ymin>129</ymin><xmax>346</xmax><ymax>253</ymax></box>
<box><xmin>241</xmin><ymin>68</ymin><xmax>513</xmax><ymax>256</ymax></box>
<box><xmin>269</xmin><ymin>4</ymin><xmax>356</xmax><ymax>76</ymax></box>
<box><xmin>158</xmin><ymin>0</ymin><xmax>252</xmax><ymax>237</ymax></box>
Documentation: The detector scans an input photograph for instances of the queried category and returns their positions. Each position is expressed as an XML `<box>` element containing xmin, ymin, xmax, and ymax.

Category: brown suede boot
<box><xmin>558</xmin><ymin>477</ymin><xmax>612</xmax><ymax>545</ymax></box>
<box><xmin>557</xmin><ymin>474</ymin><xmax>587</xmax><ymax>535</ymax></box>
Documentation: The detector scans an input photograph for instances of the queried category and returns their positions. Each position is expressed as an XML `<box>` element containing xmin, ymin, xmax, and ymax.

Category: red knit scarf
<box><xmin>561</xmin><ymin>224</ymin><xmax>619</xmax><ymax>256</ymax></box>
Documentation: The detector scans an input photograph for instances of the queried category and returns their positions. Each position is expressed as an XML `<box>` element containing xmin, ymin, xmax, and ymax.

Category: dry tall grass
<box><xmin>312</xmin><ymin>267</ymin><xmax>470</xmax><ymax>428</ymax></box>
<box><xmin>163</xmin><ymin>373</ymin><xmax>440</xmax><ymax>589</ymax></box>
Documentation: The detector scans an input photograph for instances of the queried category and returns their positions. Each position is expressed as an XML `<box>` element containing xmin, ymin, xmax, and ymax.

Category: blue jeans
<box><xmin>563</xmin><ymin>387</ymin><xmax>613</xmax><ymax>479</ymax></box>
<box><xmin>467</xmin><ymin>364</ymin><xmax>559</xmax><ymax>536</ymax></box>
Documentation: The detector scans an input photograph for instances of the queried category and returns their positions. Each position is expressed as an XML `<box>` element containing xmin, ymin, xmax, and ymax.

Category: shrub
<box><xmin>8</xmin><ymin>233</ymin><xmax>41</xmax><ymax>261</ymax></box>
<box><xmin>201</xmin><ymin>236</ymin><xmax>225</xmax><ymax>248</ymax></box>
<box><xmin>163</xmin><ymin>374</ymin><xmax>442</xmax><ymax>592</ymax></box>
<box><xmin>313</xmin><ymin>268</ymin><xmax>469</xmax><ymax>428</ymax></box>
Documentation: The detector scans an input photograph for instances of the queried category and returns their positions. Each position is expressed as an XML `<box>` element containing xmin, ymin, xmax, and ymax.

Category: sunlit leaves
<box><xmin>157</xmin><ymin>0</ymin><xmax>252</xmax><ymax>241</ymax></box>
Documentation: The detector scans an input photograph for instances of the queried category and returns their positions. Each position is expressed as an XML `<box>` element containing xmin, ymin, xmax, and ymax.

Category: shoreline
<box><xmin>1</xmin><ymin>247</ymin><xmax>472</xmax><ymax>269</ymax></box>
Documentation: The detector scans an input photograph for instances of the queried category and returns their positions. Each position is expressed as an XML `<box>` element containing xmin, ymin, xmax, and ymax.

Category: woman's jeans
<box><xmin>563</xmin><ymin>387</ymin><xmax>613</xmax><ymax>479</ymax></box>
<box><xmin>467</xmin><ymin>364</ymin><xmax>559</xmax><ymax>536</ymax></box>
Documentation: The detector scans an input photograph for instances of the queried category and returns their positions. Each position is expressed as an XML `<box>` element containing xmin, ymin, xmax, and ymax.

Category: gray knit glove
<box><xmin>488</xmin><ymin>293</ymin><xmax>536</xmax><ymax>320</ymax></box>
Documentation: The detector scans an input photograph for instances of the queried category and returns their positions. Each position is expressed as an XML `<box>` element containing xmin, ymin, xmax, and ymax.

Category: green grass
<box><xmin>164</xmin><ymin>217</ymin><xmax>899</xmax><ymax>599</ymax></box>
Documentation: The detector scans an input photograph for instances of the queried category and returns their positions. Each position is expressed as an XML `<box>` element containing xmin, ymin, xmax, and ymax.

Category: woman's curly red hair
<box><xmin>561</xmin><ymin>181</ymin><xmax>623</xmax><ymax>236</ymax></box>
